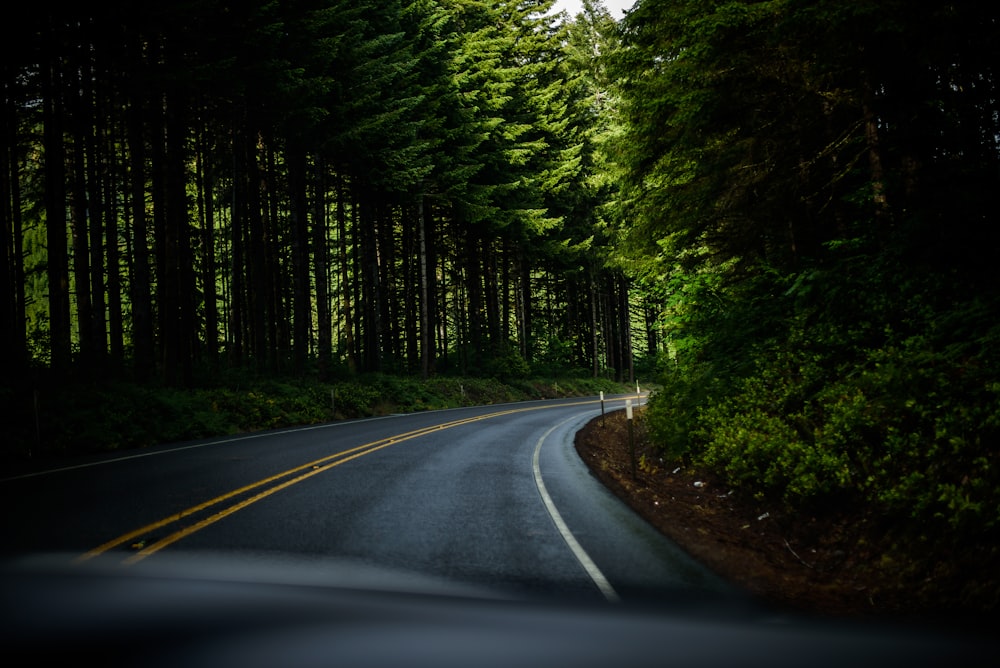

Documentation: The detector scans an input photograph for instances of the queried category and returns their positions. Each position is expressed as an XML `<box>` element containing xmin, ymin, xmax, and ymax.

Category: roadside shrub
<box><xmin>843</xmin><ymin>338</ymin><xmax>1000</xmax><ymax>536</ymax></box>
<box><xmin>330</xmin><ymin>381</ymin><xmax>382</xmax><ymax>417</ymax></box>
<box><xmin>696</xmin><ymin>353</ymin><xmax>854</xmax><ymax>506</ymax></box>
<box><xmin>687</xmin><ymin>331</ymin><xmax>1000</xmax><ymax>539</ymax></box>
<box><xmin>645</xmin><ymin>358</ymin><xmax>727</xmax><ymax>460</ymax></box>
<box><xmin>484</xmin><ymin>343</ymin><xmax>531</xmax><ymax>381</ymax></box>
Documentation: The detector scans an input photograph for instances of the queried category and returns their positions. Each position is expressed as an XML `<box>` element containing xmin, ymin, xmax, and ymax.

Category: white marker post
<box><xmin>626</xmin><ymin>399</ymin><xmax>636</xmax><ymax>479</ymax></box>
<box><xmin>600</xmin><ymin>391</ymin><xmax>605</xmax><ymax>427</ymax></box>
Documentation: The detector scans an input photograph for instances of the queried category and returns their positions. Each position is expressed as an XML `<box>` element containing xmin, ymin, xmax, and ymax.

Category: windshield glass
<box><xmin>2</xmin><ymin>0</ymin><xmax>998</xmax><ymax>658</ymax></box>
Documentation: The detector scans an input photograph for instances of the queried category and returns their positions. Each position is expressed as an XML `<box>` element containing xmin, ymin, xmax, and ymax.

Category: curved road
<box><xmin>1</xmin><ymin>396</ymin><xmax>728</xmax><ymax>603</ymax></box>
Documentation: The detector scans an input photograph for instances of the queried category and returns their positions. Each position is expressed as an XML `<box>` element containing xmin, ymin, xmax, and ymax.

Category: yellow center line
<box><xmin>123</xmin><ymin>425</ymin><xmax>433</xmax><ymax>564</ymax></box>
<box><xmin>79</xmin><ymin>399</ymin><xmax>605</xmax><ymax>565</ymax></box>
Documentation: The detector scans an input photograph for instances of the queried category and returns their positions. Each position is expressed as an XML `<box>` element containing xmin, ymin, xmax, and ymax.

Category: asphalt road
<box><xmin>1</xmin><ymin>396</ymin><xmax>729</xmax><ymax>603</ymax></box>
<box><xmin>4</xmin><ymin>396</ymin><xmax>996</xmax><ymax>667</ymax></box>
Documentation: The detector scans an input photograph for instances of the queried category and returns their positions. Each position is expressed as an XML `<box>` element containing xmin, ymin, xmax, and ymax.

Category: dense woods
<box><xmin>3</xmin><ymin>0</ymin><xmax>999</xmax><ymax>610</ymax></box>
<box><xmin>613</xmin><ymin>0</ymin><xmax>1000</xmax><ymax>609</ymax></box>
<box><xmin>2</xmin><ymin>1</ymin><xmax>638</xmax><ymax>391</ymax></box>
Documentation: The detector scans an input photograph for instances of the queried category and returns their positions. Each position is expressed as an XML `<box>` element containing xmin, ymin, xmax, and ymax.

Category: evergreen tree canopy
<box><xmin>4</xmin><ymin>0</ymin><xmax>999</xmax><ymax>612</ymax></box>
<box><xmin>612</xmin><ymin>0</ymin><xmax>1000</xmax><ymax>576</ymax></box>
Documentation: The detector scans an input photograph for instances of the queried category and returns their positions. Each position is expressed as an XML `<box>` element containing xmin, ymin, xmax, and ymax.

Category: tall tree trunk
<box><xmin>127</xmin><ymin>32</ymin><xmax>154</xmax><ymax>381</ymax></box>
<box><xmin>417</xmin><ymin>193</ymin><xmax>434</xmax><ymax>379</ymax></box>
<box><xmin>336</xmin><ymin>175</ymin><xmax>356</xmax><ymax>373</ymax></box>
<box><xmin>861</xmin><ymin>75</ymin><xmax>890</xmax><ymax>227</ymax></box>
<box><xmin>358</xmin><ymin>193</ymin><xmax>381</xmax><ymax>372</ymax></box>
<box><xmin>87</xmin><ymin>83</ymin><xmax>107</xmax><ymax>371</ymax></box>
<box><xmin>500</xmin><ymin>242</ymin><xmax>511</xmax><ymax>345</ymax></box>
<box><xmin>106</xmin><ymin>111</ymin><xmax>124</xmax><ymax>367</ymax></box>
<box><xmin>197</xmin><ymin>124</ymin><xmax>218</xmax><ymax>365</ymax></box>
<box><xmin>42</xmin><ymin>50</ymin><xmax>71</xmax><ymax>373</ymax></box>
<box><xmin>168</xmin><ymin>92</ymin><xmax>196</xmax><ymax>386</ymax></box>
<box><xmin>454</xmin><ymin>262</ymin><xmax>468</xmax><ymax>374</ymax></box>
<box><xmin>620</xmin><ymin>274</ymin><xmax>634</xmax><ymax>384</ymax></box>
<box><xmin>312</xmin><ymin>161</ymin><xmax>331</xmax><ymax>379</ymax></box>
<box><xmin>0</xmin><ymin>117</ymin><xmax>13</xmax><ymax>372</ymax></box>
<box><xmin>464</xmin><ymin>226</ymin><xmax>482</xmax><ymax>371</ymax></box>
<box><xmin>150</xmin><ymin>77</ymin><xmax>172</xmax><ymax>384</ymax></box>
<box><xmin>378</xmin><ymin>204</ymin><xmax>396</xmax><ymax>368</ymax></box>
<box><xmin>483</xmin><ymin>239</ymin><xmax>500</xmax><ymax>356</ymax></box>
<box><xmin>438</xmin><ymin>252</ymin><xmax>449</xmax><ymax>372</ymax></box>
<box><xmin>69</xmin><ymin>70</ymin><xmax>94</xmax><ymax>369</ymax></box>
<box><xmin>152</xmin><ymin>36</ymin><xmax>196</xmax><ymax>388</ymax></box>
<box><xmin>247</xmin><ymin>131</ymin><xmax>267</xmax><ymax>371</ymax></box>
<box><xmin>229</xmin><ymin>114</ymin><xmax>248</xmax><ymax>368</ymax></box>
<box><xmin>602</xmin><ymin>276</ymin><xmax>619</xmax><ymax>382</ymax></box>
<box><xmin>287</xmin><ymin>143</ymin><xmax>310</xmax><ymax>373</ymax></box>
<box><xmin>154</xmin><ymin>96</ymin><xmax>178</xmax><ymax>385</ymax></box>
<box><xmin>589</xmin><ymin>273</ymin><xmax>600</xmax><ymax>378</ymax></box>
<box><xmin>1</xmin><ymin>66</ymin><xmax>27</xmax><ymax>375</ymax></box>
<box><xmin>643</xmin><ymin>297</ymin><xmax>658</xmax><ymax>360</ymax></box>
<box><xmin>263</xmin><ymin>146</ymin><xmax>283</xmax><ymax>372</ymax></box>
<box><xmin>518</xmin><ymin>251</ymin><xmax>532</xmax><ymax>364</ymax></box>
<box><xmin>402</xmin><ymin>204</ymin><xmax>418</xmax><ymax>373</ymax></box>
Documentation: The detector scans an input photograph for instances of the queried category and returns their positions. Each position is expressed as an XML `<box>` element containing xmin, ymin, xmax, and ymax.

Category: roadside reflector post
<box><xmin>600</xmin><ymin>391</ymin><xmax>605</xmax><ymax>427</ymax></box>
<box><xmin>626</xmin><ymin>399</ymin><xmax>636</xmax><ymax>479</ymax></box>
<box><xmin>636</xmin><ymin>380</ymin><xmax>641</xmax><ymax>402</ymax></box>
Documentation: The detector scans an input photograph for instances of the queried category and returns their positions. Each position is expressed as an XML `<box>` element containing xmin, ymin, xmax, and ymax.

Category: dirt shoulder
<box><xmin>573</xmin><ymin>407</ymin><xmax>999</xmax><ymax>625</ymax></box>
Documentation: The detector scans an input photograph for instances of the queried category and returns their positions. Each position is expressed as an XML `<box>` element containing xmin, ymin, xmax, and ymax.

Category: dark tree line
<box><xmin>2</xmin><ymin>1</ymin><xmax>645</xmax><ymax>389</ymax></box>
<box><xmin>612</xmin><ymin>0</ymin><xmax>1000</xmax><ymax>568</ymax></box>
<box><xmin>6</xmin><ymin>0</ymin><xmax>1000</xmax><ymax>608</ymax></box>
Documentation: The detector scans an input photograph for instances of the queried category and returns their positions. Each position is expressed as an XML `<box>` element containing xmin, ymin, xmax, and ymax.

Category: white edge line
<box><xmin>532</xmin><ymin>414</ymin><xmax>621</xmax><ymax>603</ymax></box>
<box><xmin>1</xmin><ymin>413</ymin><xmax>395</xmax><ymax>482</ymax></box>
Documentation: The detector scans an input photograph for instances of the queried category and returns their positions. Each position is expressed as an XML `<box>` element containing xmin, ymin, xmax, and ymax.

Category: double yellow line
<box><xmin>77</xmin><ymin>400</ymin><xmax>598</xmax><ymax>565</ymax></box>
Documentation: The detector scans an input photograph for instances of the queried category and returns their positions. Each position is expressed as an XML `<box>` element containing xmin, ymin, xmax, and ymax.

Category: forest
<box><xmin>2</xmin><ymin>1</ymin><xmax>641</xmax><ymax>451</ymax></box>
<box><xmin>2</xmin><ymin>1</ymin><xmax>999</xmax><ymax>608</ymax></box>
<box><xmin>615</xmin><ymin>0</ymin><xmax>999</xmax><ymax>608</ymax></box>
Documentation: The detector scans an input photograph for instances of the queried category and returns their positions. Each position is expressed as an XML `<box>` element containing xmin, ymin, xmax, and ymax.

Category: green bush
<box><xmin>696</xmin><ymin>352</ymin><xmax>854</xmax><ymax>506</ymax></box>
<box><xmin>484</xmin><ymin>343</ymin><xmax>531</xmax><ymax>381</ymax></box>
<box><xmin>330</xmin><ymin>381</ymin><xmax>383</xmax><ymax>417</ymax></box>
<box><xmin>663</xmin><ymin>328</ymin><xmax>1000</xmax><ymax>539</ymax></box>
<box><xmin>531</xmin><ymin>336</ymin><xmax>576</xmax><ymax>377</ymax></box>
<box><xmin>842</xmin><ymin>338</ymin><xmax>1000</xmax><ymax>535</ymax></box>
<box><xmin>645</xmin><ymin>358</ymin><xmax>726</xmax><ymax>459</ymax></box>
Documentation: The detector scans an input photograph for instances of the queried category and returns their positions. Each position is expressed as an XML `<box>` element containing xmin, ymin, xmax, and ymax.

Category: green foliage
<box><xmin>7</xmin><ymin>0</ymin><xmax>641</xmax><ymax>391</ymax></box>
<box><xmin>617</xmin><ymin>0</ymin><xmax>1000</xmax><ymax>559</ymax></box>
<box><xmin>483</xmin><ymin>343</ymin><xmax>532</xmax><ymax>381</ymax></box>
<box><xmin>532</xmin><ymin>335</ymin><xmax>576</xmax><ymax>377</ymax></box>
<box><xmin>650</xmin><ymin>303</ymin><xmax>1000</xmax><ymax>539</ymax></box>
<box><xmin>695</xmin><ymin>347</ymin><xmax>855</xmax><ymax>505</ymax></box>
<box><xmin>840</xmin><ymin>334</ymin><xmax>1000</xmax><ymax>535</ymax></box>
<box><xmin>645</xmin><ymin>358</ymin><xmax>725</xmax><ymax>459</ymax></box>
